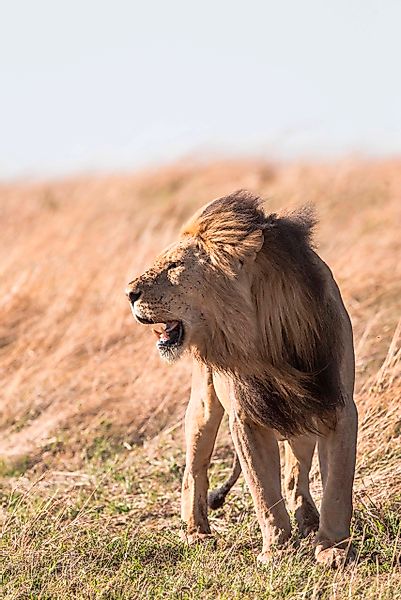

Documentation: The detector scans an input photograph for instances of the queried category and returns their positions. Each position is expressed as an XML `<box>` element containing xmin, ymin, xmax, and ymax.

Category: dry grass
<box><xmin>0</xmin><ymin>159</ymin><xmax>400</xmax><ymax>597</ymax></box>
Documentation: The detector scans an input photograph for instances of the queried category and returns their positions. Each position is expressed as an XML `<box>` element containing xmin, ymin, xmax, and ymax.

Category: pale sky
<box><xmin>1</xmin><ymin>0</ymin><xmax>401</xmax><ymax>179</ymax></box>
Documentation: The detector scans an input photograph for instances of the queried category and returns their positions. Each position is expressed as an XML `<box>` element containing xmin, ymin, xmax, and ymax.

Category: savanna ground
<box><xmin>0</xmin><ymin>159</ymin><xmax>400</xmax><ymax>598</ymax></box>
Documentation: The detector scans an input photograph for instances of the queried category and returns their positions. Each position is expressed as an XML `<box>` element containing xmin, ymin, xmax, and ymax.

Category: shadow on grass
<box><xmin>133</xmin><ymin>534</ymin><xmax>188</xmax><ymax>568</ymax></box>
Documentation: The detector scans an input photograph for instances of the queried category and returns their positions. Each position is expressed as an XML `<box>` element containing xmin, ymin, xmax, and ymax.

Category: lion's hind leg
<box><xmin>284</xmin><ymin>435</ymin><xmax>320</xmax><ymax>538</ymax></box>
<box><xmin>314</xmin><ymin>400</ymin><xmax>358</xmax><ymax>567</ymax></box>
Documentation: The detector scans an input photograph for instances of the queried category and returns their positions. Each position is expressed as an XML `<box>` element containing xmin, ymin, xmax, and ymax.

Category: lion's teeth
<box><xmin>165</xmin><ymin>321</ymin><xmax>179</xmax><ymax>332</ymax></box>
<box><xmin>152</xmin><ymin>321</ymin><xmax>178</xmax><ymax>341</ymax></box>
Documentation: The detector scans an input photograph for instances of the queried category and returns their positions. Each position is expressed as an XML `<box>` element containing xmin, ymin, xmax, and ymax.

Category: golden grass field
<box><xmin>0</xmin><ymin>159</ymin><xmax>400</xmax><ymax>598</ymax></box>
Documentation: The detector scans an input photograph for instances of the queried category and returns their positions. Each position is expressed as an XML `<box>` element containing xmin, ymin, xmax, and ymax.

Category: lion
<box><xmin>126</xmin><ymin>191</ymin><xmax>358</xmax><ymax>567</ymax></box>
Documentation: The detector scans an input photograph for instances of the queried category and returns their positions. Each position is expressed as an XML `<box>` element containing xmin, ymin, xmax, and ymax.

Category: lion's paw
<box><xmin>315</xmin><ymin>544</ymin><xmax>355</xmax><ymax>569</ymax></box>
<box><xmin>179</xmin><ymin>530</ymin><xmax>216</xmax><ymax>547</ymax></box>
<box><xmin>257</xmin><ymin>543</ymin><xmax>293</xmax><ymax>565</ymax></box>
<box><xmin>257</xmin><ymin>550</ymin><xmax>274</xmax><ymax>565</ymax></box>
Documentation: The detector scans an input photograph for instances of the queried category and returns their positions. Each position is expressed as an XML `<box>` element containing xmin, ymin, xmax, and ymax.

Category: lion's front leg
<box><xmin>315</xmin><ymin>400</ymin><xmax>358</xmax><ymax>567</ymax></box>
<box><xmin>181</xmin><ymin>361</ymin><xmax>224</xmax><ymax>543</ymax></box>
<box><xmin>229</xmin><ymin>407</ymin><xmax>292</xmax><ymax>563</ymax></box>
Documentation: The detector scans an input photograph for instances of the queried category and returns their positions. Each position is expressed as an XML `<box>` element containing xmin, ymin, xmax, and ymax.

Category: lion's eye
<box><xmin>167</xmin><ymin>262</ymin><xmax>179</xmax><ymax>270</ymax></box>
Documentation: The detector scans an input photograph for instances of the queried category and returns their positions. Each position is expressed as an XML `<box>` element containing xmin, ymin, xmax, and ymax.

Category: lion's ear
<box><xmin>181</xmin><ymin>191</ymin><xmax>266</xmax><ymax>273</ymax></box>
<box><xmin>200</xmin><ymin>226</ymin><xmax>264</xmax><ymax>274</ymax></box>
<box><xmin>233</xmin><ymin>228</ymin><xmax>264</xmax><ymax>264</ymax></box>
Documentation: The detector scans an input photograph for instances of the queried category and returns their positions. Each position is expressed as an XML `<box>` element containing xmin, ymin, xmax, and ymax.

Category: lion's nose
<box><xmin>126</xmin><ymin>289</ymin><xmax>141</xmax><ymax>304</ymax></box>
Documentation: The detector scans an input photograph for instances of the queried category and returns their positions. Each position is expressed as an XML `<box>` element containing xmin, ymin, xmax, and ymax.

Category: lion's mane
<box><xmin>181</xmin><ymin>191</ymin><xmax>346</xmax><ymax>436</ymax></box>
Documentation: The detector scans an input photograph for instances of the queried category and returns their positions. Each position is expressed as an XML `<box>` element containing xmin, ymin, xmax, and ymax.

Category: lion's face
<box><xmin>127</xmin><ymin>192</ymin><xmax>267</xmax><ymax>366</ymax></box>
<box><xmin>126</xmin><ymin>237</ymin><xmax>212</xmax><ymax>362</ymax></box>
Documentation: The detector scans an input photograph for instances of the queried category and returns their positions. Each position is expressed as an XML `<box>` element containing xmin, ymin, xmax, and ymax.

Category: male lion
<box><xmin>126</xmin><ymin>191</ymin><xmax>358</xmax><ymax>567</ymax></box>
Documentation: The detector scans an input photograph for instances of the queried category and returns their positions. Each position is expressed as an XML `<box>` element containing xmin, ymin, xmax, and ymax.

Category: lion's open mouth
<box><xmin>133</xmin><ymin>312</ymin><xmax>185</xmax><ymax>361</ymax></box>
<box><xmin>152</xmin><ymin>320</ymin><xmax>184</xmax><ymax>349</ymax></box>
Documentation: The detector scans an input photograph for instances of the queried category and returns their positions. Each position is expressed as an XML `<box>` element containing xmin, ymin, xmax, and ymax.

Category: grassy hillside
<box><xmin>0</xmin><ymin>160</ymin><xmax>400</xmax><ymax>598</ymax></box>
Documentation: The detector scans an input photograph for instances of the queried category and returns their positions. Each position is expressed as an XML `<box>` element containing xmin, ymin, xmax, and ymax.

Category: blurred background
<box><xmin>1</xmin><ymin>0</ymin><xmax>401</xmax><ymax>179</ymax></box>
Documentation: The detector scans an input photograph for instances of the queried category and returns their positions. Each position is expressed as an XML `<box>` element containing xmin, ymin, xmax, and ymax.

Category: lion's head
<box><xmin>126</xmin><ymin>192</ymin><xmax>268</xmax><ymax>364</ymax></box>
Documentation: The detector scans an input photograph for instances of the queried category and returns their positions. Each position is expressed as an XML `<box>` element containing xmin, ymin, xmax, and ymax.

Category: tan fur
<box><xmin>126</xmin><ymin>191</ymin><xmax>358</xmax><ymax>567</ymax></box>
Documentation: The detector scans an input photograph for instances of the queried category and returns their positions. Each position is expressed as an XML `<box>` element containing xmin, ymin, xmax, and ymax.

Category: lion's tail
<box><xmin>207</xmin><ymin>452</ymin><xmax>242</xmax><ymax>510</ymax></box>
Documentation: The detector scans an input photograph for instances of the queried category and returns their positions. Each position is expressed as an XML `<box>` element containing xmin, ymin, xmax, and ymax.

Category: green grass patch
<box><xmin>0</xmin><ymin>444</ymin><xmax>400</xmax><ymax>599</ymax></box>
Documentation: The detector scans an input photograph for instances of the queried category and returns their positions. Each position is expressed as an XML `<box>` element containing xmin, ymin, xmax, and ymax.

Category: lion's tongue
<box><xmin>152</xmin><ymin>321</ymin><xmax>179</xmax><ymax>341</ymax></box>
